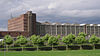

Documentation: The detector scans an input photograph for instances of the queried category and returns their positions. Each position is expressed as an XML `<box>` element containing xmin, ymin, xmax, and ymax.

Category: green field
<box><xmin>0</xmin><ymin>50</ymin><xmax>100</xmax><ymax>56</ymax></box>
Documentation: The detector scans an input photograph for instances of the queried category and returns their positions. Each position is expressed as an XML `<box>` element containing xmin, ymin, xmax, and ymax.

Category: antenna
<box><xmin>10</xmin><ymin>8</ymin><xmax>13</xmax><ymax>19</ymax></box>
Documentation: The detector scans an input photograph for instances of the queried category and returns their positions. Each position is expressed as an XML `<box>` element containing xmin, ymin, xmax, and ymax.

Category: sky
<box><xmin>0</xmin><ymin>0</ymin><xmax>100</xmax><ymax>31</ymax></box>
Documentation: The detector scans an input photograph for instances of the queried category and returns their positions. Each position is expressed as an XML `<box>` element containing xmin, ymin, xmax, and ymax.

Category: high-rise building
<box><xmin>8</xmin><ymin>11</ymin><xmax>36</xmax><ymax>36</ymax></box>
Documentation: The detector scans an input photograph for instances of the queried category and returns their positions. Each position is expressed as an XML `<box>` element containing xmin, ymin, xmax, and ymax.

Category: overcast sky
<box><xmin>0</xmin><ymin>0</ymin><xmax>100</xmax><ymax>31</ymax></box>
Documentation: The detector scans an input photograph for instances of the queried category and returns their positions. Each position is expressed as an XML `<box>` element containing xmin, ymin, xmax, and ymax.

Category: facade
<box><xmin>37</xmin><ymin>22</ymin><xmax>100</xmax><ymax>37</ymax></box>
<box><xmin>0</xmin><ymin>11</ymin><xmax>100</xmax><ymax>37</ymax></box>
<box><xmin>8</xmin><ymin>11</ymin><xmax>36</xmax><ymax>36</ymax></box>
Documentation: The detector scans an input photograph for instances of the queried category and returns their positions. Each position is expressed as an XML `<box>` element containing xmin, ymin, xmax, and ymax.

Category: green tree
<box><xmin>0</xmin><ymin>41</ymin><xmax>1</xmax><ymax>46</ymax></box>
<box><xmin>30</xmin><ymin>35</ymin><xmax>37</xmax><ymax>46</ymax></box>
<box><xmin>89</xmin><ymin>35</ymin><xmax>100</xmax><ymax>50</ymax></box>
<box><xmin>0</xmin><ymin>41</ymin><xmax>3</xmax><ymax>47</ymax></box>
<box><xmin>30</xmin><ymin>35</ymin><xmax>44</xmax><ymax>51</ymax></box>
<box><xmin>62</xmin><ymin>34</ymin><xmax>76</xmax><ymax>50</ymax></box>
<box><xmin>42</xmin><ymin>34</ymin><xmax>50</xmax><ymax>45</ymax></box>
<box><xmin>15</xmin><ymin>35</ymin><xmax>27</xmax><ymax>51</ymax></box>
<box><xmin>4</xmin><ymin>35</ymin><xmax>13</xmax><ymax>51</ymax></box>
<box><xmin>36</xmin><ymin>36</ymin><xmax>44</xmax><ymax>51</ymax></box>
<box><xmin>75</xmin><ymin>36</ymin><xmax>86</xmax><ymax>50</ymax></box>
<box><xmin>48</xmin><ymin>36</ymin><xmax>59</xmax><ymax>51</ymax></box>
<box><xmin>78</xmin><ymin>32</ymin><xmax>87</xmax><ymax>37</ymax></box>
<box><xmin>57</xmin><ymin>35</ymin><xmax>61</xmax><ymax>39</ymax></box>
<box><xmin>57</xmin><ymin>35</ymin><xmax>61</xmax><ymax>44</ymax></box>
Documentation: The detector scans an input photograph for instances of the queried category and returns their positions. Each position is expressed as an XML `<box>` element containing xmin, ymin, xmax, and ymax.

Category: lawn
<box><xmin>0</xmin><ymin>50</ymin><xmax>100</xmax><ymax>56</ymax></box>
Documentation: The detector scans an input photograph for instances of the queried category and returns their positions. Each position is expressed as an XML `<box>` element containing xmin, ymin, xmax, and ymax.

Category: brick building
<box><xmin>0</xmin><ymin>11</ymin><xmax>36</xmax><ymax>38</ymax></box>
<box><xmin>8</xmin><ymin>11</ymin><xmax>36</xmax><ymax>36</ymax></box>
<box><xmin>0</xmin><ymin>11</ymin><xmax>100</xmax><ymax>38</ymax></box>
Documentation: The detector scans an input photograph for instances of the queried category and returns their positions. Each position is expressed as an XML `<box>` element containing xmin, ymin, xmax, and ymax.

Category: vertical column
<box><xmin>28</xmin><ymin>13</ymin><xmax>30</xmax><ymax>32</ymax></box>
<box><xmin>61</xmin><ymin>25</ymin><xmax>62</xmax><ymax>36</ymax></box>
<box><xmin>56</xmin><ymin>25</ymin><xmax>57</xmax><ymax>35</ymax></box>
<box><xmin>65</xmin><ymin>25</ymin><xmax>67</xmax><ymax>35</ymax></box>
<box><xmin>40</xmin><ymin>25</ymin><xmax>41</xmax><ymax>35</ymax></box>
<box><xmin>98</xmin><ymin>26</ymin><xmax>99</xmax><ymax>36</ymax></box>
<box><xmin>85</xmin><ymin>25</ymin><xmax>87</xmax><ymax>34</ymax></box>
<box><xmin>44</xmin><ymin>25</ymin><xmax>46</xmax><ymax>35</ymax></box>
<box><xmin>51</xmin><ymin>25</ymin><xmax>52</xmax><ymax>35</ymax></box>
<box><xmin>79</xmin><ymin>26</ymin><xmax>80</xmax><ymax>33</ymax></box>
<box><xmin>90</xmin><ymin>26</ymin><xmax>91</xmax><ymax>36</ymax></box>
<box><xmin>94</xmin><ymin>25</ymin><xmax>95</xmax><ymax>35</ymax></box>
<box><xmin>83</xmin><ymin>26</ymin><xmax>84</xmax><ymax>33</ymax></box>
<box><xmin>70</xmin><ymin>25</ymin><xmax>71</xmax><ymax>34</ymax></box>
<box><xmin>27</xmin><ymin>12</ymin><xmax>32</xmax><ymax>36</ymax></box>
<box><xmin>75</xmin><ymin>25</ymin><xmax>76</xmax><ymax>36</ymax></box>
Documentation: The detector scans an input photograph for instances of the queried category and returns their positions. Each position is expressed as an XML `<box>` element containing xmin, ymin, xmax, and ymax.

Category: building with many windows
<box><xmin>37</xmin><ymin>22</ymin><xmax>100</xmax><ymax>37</ymax></box>
<box><xmin>0</xmin><ymin>11</ymin><xmax>100</xmax><ymax>38</ymax></box>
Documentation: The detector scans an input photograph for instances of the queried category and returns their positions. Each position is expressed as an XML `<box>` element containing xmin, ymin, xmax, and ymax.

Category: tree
<box><xmin>89</xmin><ymin>35</ymin><xmax>100</xmax><ymax>50</ymax></box>
<box><xmin>15</xmin><ymin>35</ymin><xmax>27</xmax><ymax>51</ymax></box>
<box><xmin>62</xmin><ymin>34</ymin><xmax>76</xmax><ymax>50</ymax></box>
<box><xmin>30</xmin><ymin>35</ymin><xmax>44</xmax><ymax>51</ymax></box>
<box><xmin>36</xmin><ymin>36</ymin><xmax>44</xmax><ymax>51</ymax></box>
<box><xmin>57</xmin><ymin>35</ymin><xmax>61</xmax><ymax>39</ymax></box>
<box><xmin>30</xmin><ymin>35</ymin><xmax>37</xmax><ymax>45</ymax></box>
<box><xmin>42</xmin><ymin>34</ymin><xmax>50</xmax><ymax>45</ymax></box>
<box><xmin>0</xmin><ymin>39</ymin><xmax>4</xmax><ymax>46</ymax></box>
<box><xmin>0</xmin><ymin>41</ymin><xmax>2</xmax><ymax>46</ymax></box>
<box><xmin>48</xmin><ymin>36</ymin><xmax>59</xmax><ymax>51</ymax></box>
<box><xmin>78</xmin><ymin>32</ymin><xmax>87</xmax><ymax>37</ymax></box>
<box><xmin>75</xmin><ymin>36</ymin><xmax>86</xmax><ymax>50</ymax></box>
<box><xmin>0</xmin><ymin>41</ymin><xmax>3</xmax><ymax>47</ymax></box>
<box><xmin>4</xmin><ymin>35</ymin><xmax>13</xmax><ymax>51</ymax></box>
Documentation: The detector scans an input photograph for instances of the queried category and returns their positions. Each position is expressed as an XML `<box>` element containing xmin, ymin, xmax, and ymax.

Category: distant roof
<box><xmin>39</xmin><ymin>21</ymin><xmax>100</xmax><ymax>26</ymax></box>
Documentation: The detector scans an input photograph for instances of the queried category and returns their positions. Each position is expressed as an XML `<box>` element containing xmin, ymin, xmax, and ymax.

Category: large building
<box><xmin>38</xmin><ymin>23</ymin><xmax>100</xmax><ymax>37</ymax></box>
<box><xmin>0</xmin><ymin>11</ymin><xmax>36</xmax><ymax>38</ymax></box>
<box><xmin>0</xmin><ymin>11</ymin><xmax>100</xmax><ymax>38</ymax></box>
<box><xmin>8</xmin><ymin>11</ymin><xmax>36</xmax><ymax>36</ymax></box>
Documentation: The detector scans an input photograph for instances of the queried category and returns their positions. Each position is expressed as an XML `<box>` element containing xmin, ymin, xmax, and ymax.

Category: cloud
<box><xmin>0</xmin><ymin>0</ymin><xmax>100</xmax><ymax>30</ymax></box>
<box><xmin>48</xmin><ymin>2</ymin><xmax>57</xmax><ymax>9</ymax></box>
<box><xmin>0</xmin><ymin>28</ymin><xmax>7</xmax><ymax>31</ymax></box>
<box><xmin>59</xmin><ymin>9</ymin><xmax>100</xmax><ymax>18</ymax></box>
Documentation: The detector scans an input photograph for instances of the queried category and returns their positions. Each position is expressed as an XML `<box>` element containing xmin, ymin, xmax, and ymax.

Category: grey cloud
<box><xmin>0</xmin><ymin>0</ymin><xmax>100</xmax><ymax>30</ymax></box>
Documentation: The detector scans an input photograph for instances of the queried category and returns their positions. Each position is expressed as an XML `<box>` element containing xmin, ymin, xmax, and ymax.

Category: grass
<box><xmin>0</xmin><ymin>50</ymin><xmax>100</xmax><ymax>56</ymax></box>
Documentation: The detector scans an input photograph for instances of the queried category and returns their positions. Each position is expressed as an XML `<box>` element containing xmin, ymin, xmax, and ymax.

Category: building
<box><xmin>8</xmin><ymin>11</ymin><xmax>36</xmax><ymax>36</ymax></box>
<box><xmin>37</xmin><ymin>22</ymin><xmax>100</xmax><ymax>37</ymax></box>
<box><xmin>38</xmin><ymin>23</ymin><xmax>100</xmax><ymax>37</ymax></box>
<box><xmin>0</xmin><ymin>11</ymin><xmax>100</xmax><ymax>38</ymax></box>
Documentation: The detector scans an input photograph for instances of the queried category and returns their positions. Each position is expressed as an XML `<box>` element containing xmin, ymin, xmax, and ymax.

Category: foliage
<box><xmin>57</xmin><ymin>35</ymin><xmax>61</xmax><ymax>39</ymax></box>
<box><xmin>48</xmin><ymin>36</ymin><xmax>59</xmax><ymax>45</ymax></box>
<box><xmin>62</xmin><ymin>34</ymin><xmax>76</xmax><ymax>44</ymax></box>
<box><xmin>15</xmin><ymin>35</ymin><xmax>27</xmax><ymax>45</ymax></box>
<box><xmin>36</xmin><ymin>36</ymin><xmax>44</xmax><ymax>46</ymax></box>
<box><xmin>30</xmin><ymin>35</ymin><xmax>37</xmax><ymax>44</ymax></box>
<box><xmin>0</xmin><ymin>41</ymin><xmax>3</xmax><ymax>46</ymax></box>
<box><xmin>75</xmin><ymin>36</ymin><xmax>86</xmax><ymax>44</ymax></box>
<box><xmin>78</xmin><ymin>32</ymin><xmax>87</xmax><ymax>37</ymax></box>
<box><xmin>4</xmin><ymin>35</ymin><xmax>13</xmax><ymax>45</ymax></box>
<box><xmin>42</xmin><ymin>34</ymin><xmax>50</xmax><ymax>41</ymax></box>
<box><xmin>30</xmin><ymin>35</ymin><xmax>44</xmax><ymax>46</ymax></box>
<box><xmin>89</xmin><ymin>35</ymin><xmax>100</xmax><ymax>44</ymax></box>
